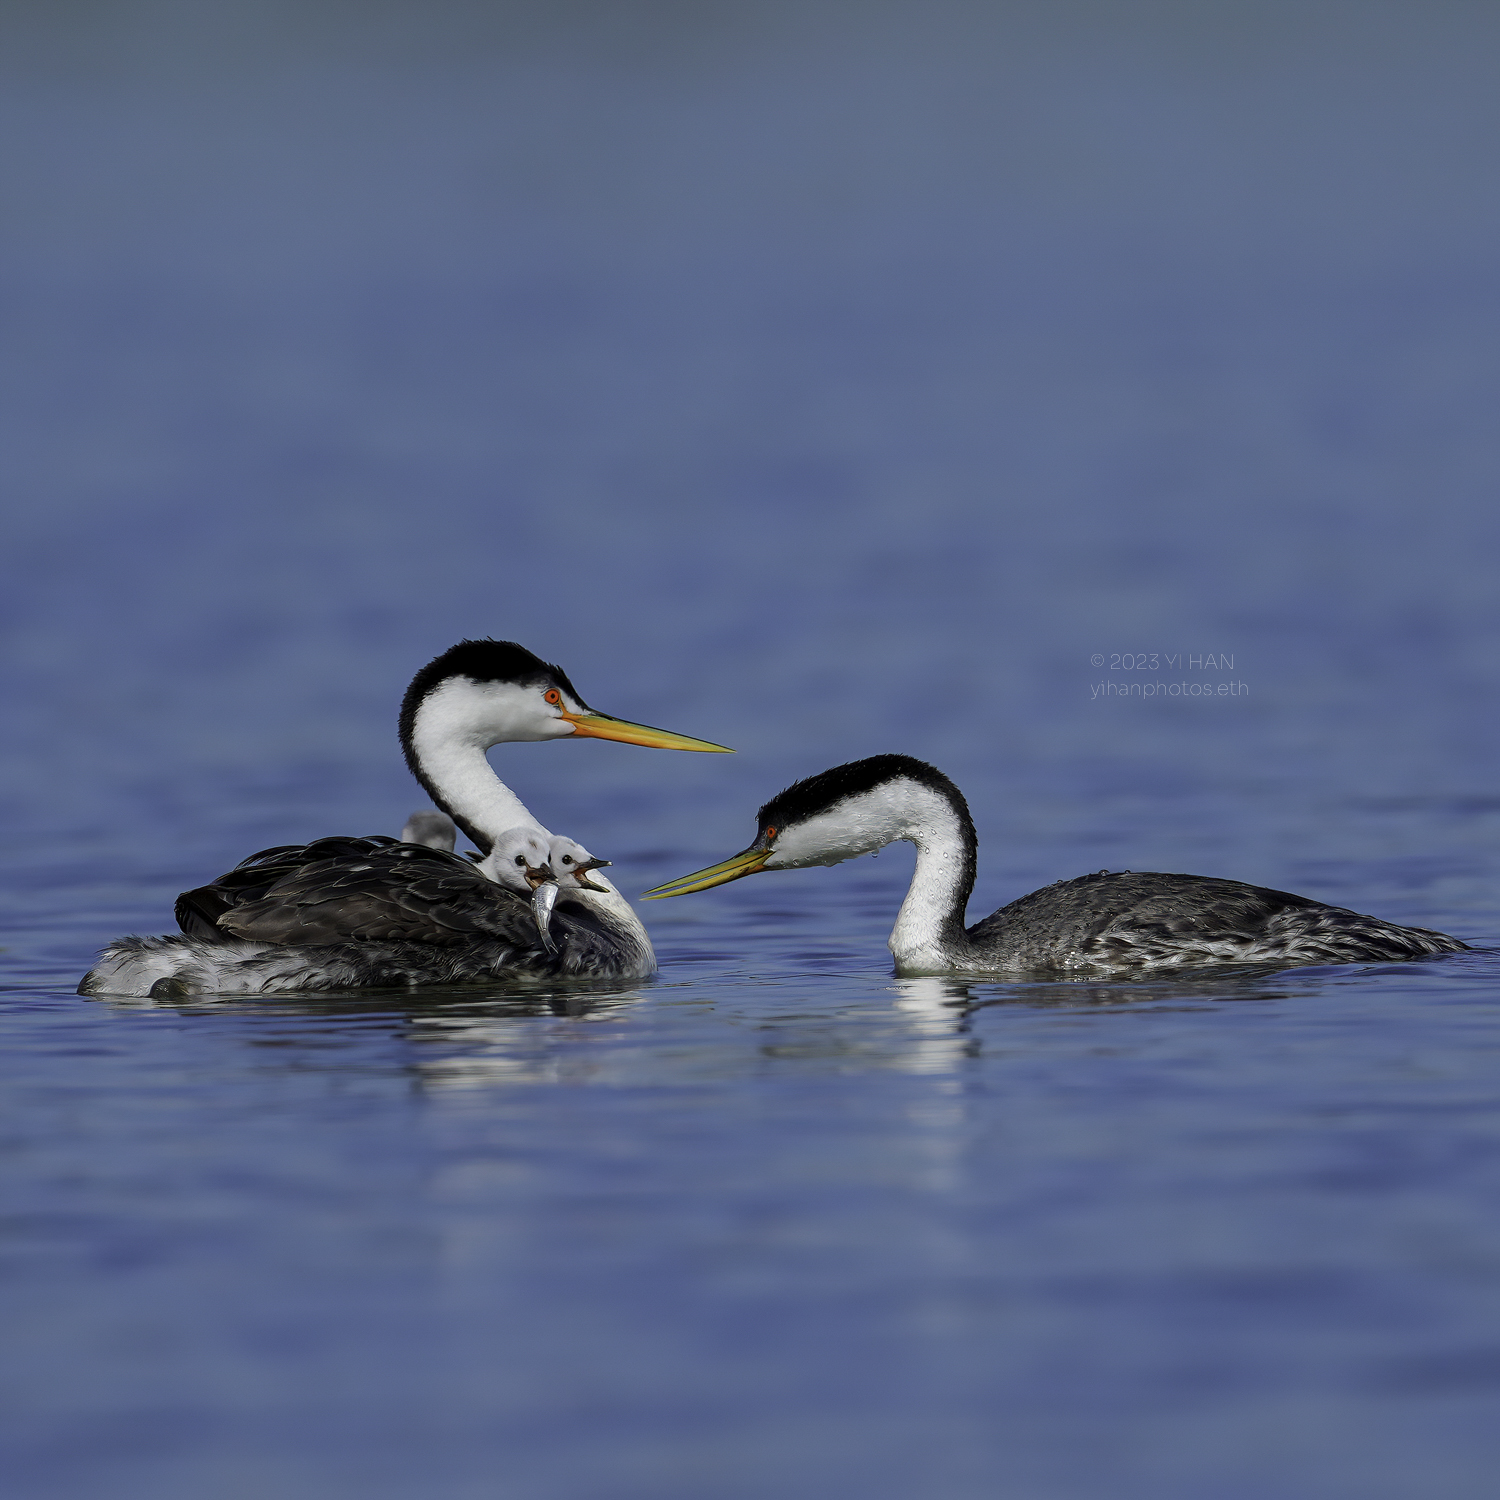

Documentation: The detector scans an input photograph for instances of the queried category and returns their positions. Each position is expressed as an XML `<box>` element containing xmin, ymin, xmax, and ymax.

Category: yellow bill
<box><xmin>561</xmin><ymin>711</ymin><xmax>733</xmax><ymax>753</ymax></box>
<box><xmin>643</xmin><ymin>846</ymin><xmax>770</xmax><ymax>899</ymax></box>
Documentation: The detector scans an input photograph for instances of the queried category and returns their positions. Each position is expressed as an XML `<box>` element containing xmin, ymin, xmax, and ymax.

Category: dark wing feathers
<box><xmin>176</xmin><ymin>836</ymin><xmax>538</xmax><ymax>948</ymax></box>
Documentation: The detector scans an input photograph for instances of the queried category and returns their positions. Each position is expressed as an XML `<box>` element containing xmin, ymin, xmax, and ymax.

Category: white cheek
<box><xmin>420</xmin><ymin>679</ymin><xmax>557</xmax><ymax>745</ymax></box>
<box><xmin>767</xmin><ymin>810</ymin><xmax>892</xmax><ymax>869</ymax></box>
<box><xmin>760</xmin><ymin>782</ymin><xmax>932</xmax><ymax>870</ymax></box>
<box><xmin>483</xmin><ymin>684</ymin><xmax>550</xmax><ymax>741</ymax></box>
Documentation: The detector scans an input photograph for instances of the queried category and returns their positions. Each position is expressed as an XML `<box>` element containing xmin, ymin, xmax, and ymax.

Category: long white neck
<box><xmin>401</xmin><ymin>675</ymin><xmax>655</xmax><ymax>967</ymax></box>
<box><xmin>406</xmin><ymin>683</ymin><xmax>552</xmax><ymax>854</ymax></box>
<box><xmin>765</xmin><ymin>774</ymin><xmax>977</xmax><ymax>974</ymax></box>
<box><xmin>887</xmin><ymin>804</ymin><xmax>975</xmax><ymax>973</ymax></box>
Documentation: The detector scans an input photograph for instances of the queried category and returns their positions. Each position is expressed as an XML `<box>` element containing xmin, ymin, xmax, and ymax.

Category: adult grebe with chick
<box><xmin>81</xmin><ymin>641</ymin><xmax>731</xmax><ymax>996</ymax></box>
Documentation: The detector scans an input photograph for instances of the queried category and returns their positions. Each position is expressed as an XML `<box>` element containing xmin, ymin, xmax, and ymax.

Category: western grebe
<box><xmin>645</xmin><ymin>755</ymin><xmax>1467</xmax><ymax>973</ymax></box>
<box><xmin>80</xmin><ymin>640</ymin><xmax>730</xmax><ymax>996</ymax></box>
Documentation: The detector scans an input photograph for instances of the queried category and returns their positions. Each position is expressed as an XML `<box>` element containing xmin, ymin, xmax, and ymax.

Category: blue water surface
<box><xmin>4</xmin><ymin>3</ymin><xmax>1500</xmax><ymax>1497</ymax></box>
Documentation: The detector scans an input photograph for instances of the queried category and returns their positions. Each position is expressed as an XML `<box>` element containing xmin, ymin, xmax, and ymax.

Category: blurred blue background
<box><xmin>5</xmin><ymin>6</ymin><xmax>1500</xmax><ymax>1499</ymax></box>
<box><xmin>6</xmin><ymin>0</ymin><xmax>1498</xmax><ymax>896</ymax></box>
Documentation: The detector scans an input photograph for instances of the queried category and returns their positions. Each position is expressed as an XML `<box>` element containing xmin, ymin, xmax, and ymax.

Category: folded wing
<box><xmin>175</xmin><ymin>835</ymin><xmax>538</xmax><ymax>948</ymax></box>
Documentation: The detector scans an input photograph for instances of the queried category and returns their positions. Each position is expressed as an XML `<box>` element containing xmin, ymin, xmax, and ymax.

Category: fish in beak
<box><xmin>531</xmin><ymin>878</ymin><xmax>561</xmax><ymax>955</ymax></box>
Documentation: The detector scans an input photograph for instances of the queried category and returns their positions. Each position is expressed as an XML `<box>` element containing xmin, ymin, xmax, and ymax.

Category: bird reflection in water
<box><xmin>88</xmin><ymin>964</ymin><xmax>1305</xmax><ymax>1095</ymax></box>
<box><xmin>406</xmin><ymin>986</ymin><xmax>644</xmax><ymax>1090</ymax></box>
<box><xmin>890</xmin><ymin>967</ymin><xmax>1301</xmax><ymax>1057</ymax></box>
<box><xmin>89</xmin><ymin>981</ymin><xmax>647</xmax><ymax>1090</ymax></box>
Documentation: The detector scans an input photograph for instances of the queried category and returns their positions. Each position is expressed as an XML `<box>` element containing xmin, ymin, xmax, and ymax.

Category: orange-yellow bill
<box><xmin>561</xmin><ymin>711</ymin><xmax>733</xmax><ymax>753</ymax></box>
<box><xmin>643</xmin><ymin>846</ymin><xmax>769</xmax><ymax>899</ymax></box>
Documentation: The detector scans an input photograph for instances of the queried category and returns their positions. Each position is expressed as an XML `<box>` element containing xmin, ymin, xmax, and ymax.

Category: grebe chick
<box><xmin>401</xmin><ymin>810</ymin><xmax>457</xmax><ymax>851</ymax></box>
<box><xmin>532</xmin><ymin>836</ymin><xmax>614</xmax><ymax>955</ymax></box>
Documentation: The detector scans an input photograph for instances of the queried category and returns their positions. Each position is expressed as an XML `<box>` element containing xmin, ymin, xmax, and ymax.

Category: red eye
<box><xmin>544</xmin><ymin>689</ymin><xmax>561</xmax><ymax>705</ymax></box>
<box><xmin>765</xmin><ymin>827</ymin><xmax>776</xmax><ymax>840</ymax></box>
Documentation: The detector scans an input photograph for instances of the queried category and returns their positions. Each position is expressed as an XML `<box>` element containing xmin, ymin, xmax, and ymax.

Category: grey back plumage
<box><xmin>967</xmin><ymin>869</ymin><xmax>1466</xmax><ymax>970</ymax></box>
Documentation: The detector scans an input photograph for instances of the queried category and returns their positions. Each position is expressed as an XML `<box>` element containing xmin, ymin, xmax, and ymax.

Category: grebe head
<box><xmin>478</xmin><ymin>827</ymin><xmax>556</xmax><ymax>895</ymax></box>
<box><xmin>400</xmin><ymin>640</ymin><xmax>734</xmax><ymax>754</ymax></box>
<box><xmin>548</xmin><ymin>835</ymin><xmax>613</xmax><ymax>892</ymax></box>
<box><xmin>644</xmin><ymin>756</ymin><xmax>973</xmax><ymax>897</ymax></box>
<box><xmin>400</xmin><ymin>810</ymin><xmax>457</xmax><ymax>851</ymax></box>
